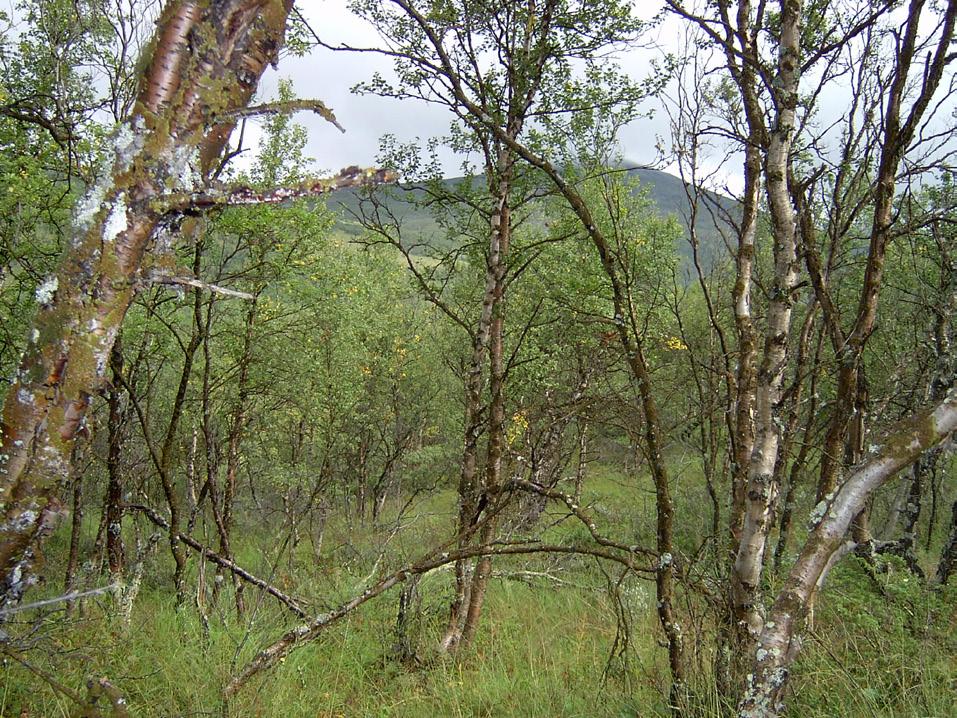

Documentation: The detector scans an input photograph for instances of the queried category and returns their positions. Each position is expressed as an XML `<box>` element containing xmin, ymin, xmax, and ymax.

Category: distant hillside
<box><xmin>327</xmin><ymin>167</ymin><xmax>735</xmax><ymax>267</ymax></box>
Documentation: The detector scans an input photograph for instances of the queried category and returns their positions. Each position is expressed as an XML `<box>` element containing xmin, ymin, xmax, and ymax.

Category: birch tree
<box><xmin>333</xmin><ymin>0</ymin><xmax>654</xmax><ymax>656</ymax></box>
<box><xmin>663</xmin><ymin>0</ymin><xmax>956</xmax><ymax>713</ymax></box>
<box><xmin>0</xmin><ymin>0</ymin><xmax>297</xmax><ymax>606</ymax></box>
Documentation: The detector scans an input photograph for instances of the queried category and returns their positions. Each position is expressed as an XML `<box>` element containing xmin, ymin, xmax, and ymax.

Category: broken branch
<box><xmin>219</xmin><ymin>98</ymin><xmax>346</xmax><ymax>133</ymax></box>
<box><xmin>157</xmin><ymin>166</ymin><xmax>398</xmax><ymax>215</ymax></box>
<box><xmin>148</xmin><ymin>276</ymin><xmax>255</xmax><ymax>300</ymax></box>
<box><xmin>124</xmin><ymin>504</ymin><xmax>307</xmax><ymax>618</ymax></box>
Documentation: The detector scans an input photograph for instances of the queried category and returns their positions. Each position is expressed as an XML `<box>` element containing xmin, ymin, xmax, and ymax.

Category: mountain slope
<box><xmin>327</xmin><ymin>167</ymin><xmax>735</xmax><ymax>266</ymax></box>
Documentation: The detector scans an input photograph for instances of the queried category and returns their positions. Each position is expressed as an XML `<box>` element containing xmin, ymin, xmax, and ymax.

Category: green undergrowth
<box><xmin>2</xmin><ymin>471</ymin><xmax>669</xmax><ymax>717</ymax></box>
<box><xmin>785</xmin><ymin>558</ymin><xmax>957</xmax><ymax>718</ymax></box>
<box><xmin>3</xmin><ymin>467</ymin><xmax>955</xmax><ymax>717</ymax></box>
<box><xmin>1</xmin><ymin>570</ymin><xmax>664</xmax><ymax>717</ymax></box>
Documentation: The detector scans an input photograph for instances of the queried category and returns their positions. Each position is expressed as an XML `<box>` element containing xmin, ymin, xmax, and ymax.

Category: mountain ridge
<box><xmin>328</xmin><ymin>166</ymin><xmax>734</xmax><ymax>265</ymax></box>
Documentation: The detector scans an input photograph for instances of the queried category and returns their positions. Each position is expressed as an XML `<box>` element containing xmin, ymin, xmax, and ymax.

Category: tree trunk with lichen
<box><xmin>730</xmin><ymin>0</ymin><xmax>803</xmax><ymax>647</ymax></box>
<box><xmin>738</xmin><ymin>392</ymin><xmax>957</xmax><ymax>717</ymax></box>
<box><xmin>773</xmin><ymin>321</ymin><xmax>825</xmax><ymax>574</ymax></box>
<box><xmin>0</xmin><ymin>0</ymin><xmax>294</xmax><ymax>608</ymax></box>
<box><xmin>457</xmin><ymin>154</ymin><xmax>512</xmax><ymax>651</ymax></box>
<box><xmin>105</xmin><ymin>338</ymin><xmax>127</xmax><ymax>582</ymax></box>
<box><xmin>438</xmin><ymin>282</ymin><xmax>496</xmax><ymax>653</ymax></box>
<box><xmin>440</xmin><ymin>152</ymin><xmax>513</xmax><ymax>654</ymax></box>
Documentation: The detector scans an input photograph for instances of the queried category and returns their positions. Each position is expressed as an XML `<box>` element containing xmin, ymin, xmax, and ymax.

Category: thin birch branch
<box><xmin>124</xmin><ymin>504</ymin><xmax>307</xmax><ymax>618</ymax></box>
<box><xmin>219</xmin><ymin>98</ymin><xmax>346</xmax><ymax>133</ymax></box>
<box><xmin>0</xmin><ymin>585</ymin><xmax>116</xmax><ymax>616</ymax></box>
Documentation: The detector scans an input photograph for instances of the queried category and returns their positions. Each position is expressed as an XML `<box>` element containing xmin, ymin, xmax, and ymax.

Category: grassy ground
<box><xmin>2</xmin><ymin>467</ymin><xmax>955</xmax><ymax>717</ymax></box>
<box><xmin>1</xmin><ymin>581</ymin><xmax>662</xmax><ymax>717</ymax></box>
<box><xmin>1</xmin><ymin>472</ymin><xmax>667</xmax><ymax>717</ymax></box>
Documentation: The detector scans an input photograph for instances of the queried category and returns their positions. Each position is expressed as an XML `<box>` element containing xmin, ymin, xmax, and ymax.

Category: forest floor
<box><xmin>2</xmin><ymin>468</ymin><xmax>955</xmax><ymax>717</ymax></box>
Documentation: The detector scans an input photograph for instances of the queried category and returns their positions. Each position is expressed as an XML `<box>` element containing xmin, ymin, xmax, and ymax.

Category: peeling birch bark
<box><xmin>0</xmin><ymin>0</ymin><xmax>295</xmax><ymax>607</ymax></box>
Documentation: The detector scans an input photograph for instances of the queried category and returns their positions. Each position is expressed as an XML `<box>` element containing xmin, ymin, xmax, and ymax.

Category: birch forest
<box><xmin>1</xmin><ymin>0</ymin><xmax>956</xmax><ymax>716</ymax></box>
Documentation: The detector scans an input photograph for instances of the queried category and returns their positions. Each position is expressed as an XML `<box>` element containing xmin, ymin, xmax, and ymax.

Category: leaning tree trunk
<box><xmin>738</xmin><ymin>391</ymin><xmax>957</xmax><ymax>717</ymax></box>
<box><xmin>0</xmin><ymin>0</ymin><xmax>295</xmax><ymax>607</ymax></box>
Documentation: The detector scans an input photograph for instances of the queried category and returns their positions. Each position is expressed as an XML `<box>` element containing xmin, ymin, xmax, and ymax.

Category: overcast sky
<box><xmin>244</xmin><ymin>1</ymin><xmax>699</xmax><ymax>183</ymax></box>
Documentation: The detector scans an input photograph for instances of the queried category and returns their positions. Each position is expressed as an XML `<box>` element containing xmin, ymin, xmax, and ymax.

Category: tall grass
<box><xmin>3</xmin><ymin>468</ymin><xmax>955</xmax><ymax>717</ymax></box>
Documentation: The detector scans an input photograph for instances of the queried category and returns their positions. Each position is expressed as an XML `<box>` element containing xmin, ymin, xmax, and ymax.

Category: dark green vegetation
<box><xmin>1</xmin><ymin>1</ymin><xmax>956</xmax><ymax>718</ymax></box>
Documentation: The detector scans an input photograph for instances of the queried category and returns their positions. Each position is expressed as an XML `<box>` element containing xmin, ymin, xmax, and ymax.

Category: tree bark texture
<box><xmin>0</xmin><ymin>0</ymin><xmax>294</xmax><ymax>607</ymax></box>
<box><xmin>738</xmin><ymin>390</ymin><xmax>957</xmax><ymax>717</ymax></box>
<box><xmin>731</xmin><ymin>0</ymin><xmax>804</xmax><ymax>646</ymax></box>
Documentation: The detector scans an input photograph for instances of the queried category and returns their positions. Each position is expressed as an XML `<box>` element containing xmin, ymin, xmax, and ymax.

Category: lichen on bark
<box><xmin>0</xmin><ymin>0</ymin><xmax>296</xmax><ymax>608</ymax></box>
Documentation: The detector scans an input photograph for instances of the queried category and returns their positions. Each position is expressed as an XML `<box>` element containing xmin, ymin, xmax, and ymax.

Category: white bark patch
<box><xmin>807</xmin><ymin>499</ymin><xmax>828</xmax><ymax>529</ymax></box>
<box><xmin>103</xmin><ymin>194</ymin><xmax>128</xmax><ymax>243</ymax></box>
<box><xmin>73</xmin><ymin>120</ymin><xmax>143</xmax><ymax>239</ymax></box>
<box><xmin>168</xmin><ymin>145</ymin><xmax>200</xmax><ymax>190</ymax></box>
<box><xmin>12</xmin><ymin>510</ymin><xmax>37</xmax><ymax>530</ymax></box>
<box><xmin>807</xmin><ymin>490</ymin><xmax>836</xmax><ymax>530</ymax></box>
<box><xmin>0</xmin><ymin>502</ymin><xmax>39</xmax><ymax>532</ymax></box>
<box><xmin>113</xmin><ymin>119</ymin><xmax>144</xmax><ymax>173</ymax></box>
<box><xmin>73</xmin><ymin>175</ymin><xmax>111</xmax><ymax>236</ymax></box>
<box><xmin>35</xmin><ymin>276</ymin><xmax>58</xmax><ymax>305</ymax></box>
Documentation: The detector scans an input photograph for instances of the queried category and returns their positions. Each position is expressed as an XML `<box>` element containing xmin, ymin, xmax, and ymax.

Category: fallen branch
<box><xmin>507</xmin><ymin>478</ymin><xmax>658</xmax><ymax>559</ymax></box>
<box><xmin>224</xmin><ymin>538</ymin><xmax>654</xmax><ymax>698</ymax></box>
<box><xmin>0</xmin><ymin>642</ymin><xmax>87</xmax><ymax>709</ymax></box>
<box><xmin>124</xmin><ymin>504</ymin><xmax>307</xmax><ymax>618</ymax></box>
<box><xmin>492</xmin><ymin>569</ymin><xmax>602</xmax><ymax>591</ymax></box>
<box><xmin>1</xmin><ymin>637</ymin><xmax>129</xmax><ymax>717</ymax></box>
